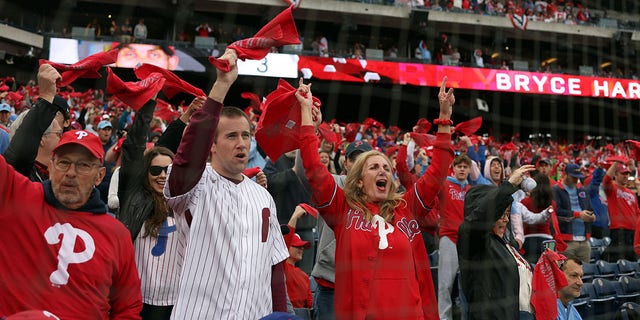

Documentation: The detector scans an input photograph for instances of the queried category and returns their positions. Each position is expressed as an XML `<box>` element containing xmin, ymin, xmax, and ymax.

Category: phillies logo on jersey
<box><xmin>44</xmin><ymin>223</ymin><xmax>96</xmax><ymax>286</ymax></box>
<box><xmin>448</xmin><ymin>188</ymin><xmax>465</xmax><ymax>201</ymax></box>
<box><xmin>617</xmin><ymin>189</ymin><xmax>637</xmax><ymax>206</ymax></box>
<box><xmin>396</xmin><ymin>217</ymin><xmax>420</xmax><ymax>242</ymax></box>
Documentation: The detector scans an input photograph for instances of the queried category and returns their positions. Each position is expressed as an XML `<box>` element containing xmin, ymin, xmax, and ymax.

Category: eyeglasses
<box><xmin>53</xmin><ymin>159</ymin><xmax>101</xmax><ymax>174</ymax></box>
<box><xmin>44</xmin><ymin>130</ymin><xmax>63</xmax><ymax>138</ymax></box>
<box><xmin>149</xmin><ymin>165</ymin><xmax>169</xmax><ymax>176</ymax></box>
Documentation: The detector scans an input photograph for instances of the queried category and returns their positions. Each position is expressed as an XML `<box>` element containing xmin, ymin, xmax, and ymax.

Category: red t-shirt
<box><xmin>284</xmin><ymin>263</ymin><xmax>313</xmax><ymax>308</ymax></box>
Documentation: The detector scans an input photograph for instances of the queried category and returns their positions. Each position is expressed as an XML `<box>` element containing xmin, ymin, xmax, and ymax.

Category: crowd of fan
<box><xmin>1</xmin><ymin>58</ymin><xmax>639</xmax><ymax>320</ymax></box>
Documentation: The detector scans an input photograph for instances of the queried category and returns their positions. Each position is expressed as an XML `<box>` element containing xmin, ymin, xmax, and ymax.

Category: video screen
<box><xmin>48</xmin><ymin>38</ymin><xmax>206</xmax><ymax>72</ymax></box>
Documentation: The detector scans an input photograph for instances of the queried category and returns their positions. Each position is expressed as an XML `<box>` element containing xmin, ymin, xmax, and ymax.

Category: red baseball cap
<box><xmin>6</xmin><ymin>310</ymin><xmax>60</xmax><ymax>319</ymax></box>
<box><xmin>53</xmin><ymin>130</ymin><xmax>104</xmax><ymax>163</ymax></box>
<box><xmin>289</xmin><ymin>233</ymin><xmax>310</xmax><ymax>249</ymax></box>
<box><xmin>616</xmin><ymin>164</ymin><xmax>631</xmax><ymax>174</ymax></box>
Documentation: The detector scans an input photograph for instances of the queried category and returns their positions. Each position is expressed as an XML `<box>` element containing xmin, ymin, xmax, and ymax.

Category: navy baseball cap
<box><xmin>345</xmin><ymin>140</ymin><xmax>372</xmax><ymax>158</ymax></box>
<box><xmin>564</xmin><ymin>163</ymin><xmax>584</xmax><ymax>179</ymax></box>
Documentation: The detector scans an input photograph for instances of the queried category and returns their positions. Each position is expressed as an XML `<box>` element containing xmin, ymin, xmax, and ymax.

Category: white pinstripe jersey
<box><xmin>134</xmin><ymin>215</ymin><xmax>189</xmax><ymax>306</ymax></box>
<box><xmin>164</xmin><ymin>164</ymin><xmax>289</xmax><ymax>319</ymax></box>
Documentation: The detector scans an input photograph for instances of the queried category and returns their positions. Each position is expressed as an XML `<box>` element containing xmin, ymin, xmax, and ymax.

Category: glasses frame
<box><xmin>52</xmin><ymin>158</ymin><xmax>101</xmax><ymax>174</ymax></box>
<box><xmin>44</xmin><ymin>130</ymin><xmax>64</xmax><ymax>138</ymax></box>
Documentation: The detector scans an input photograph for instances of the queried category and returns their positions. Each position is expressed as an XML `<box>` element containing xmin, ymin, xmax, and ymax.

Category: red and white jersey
<box><xmin>165</xmin><ymin>164</ymin><xmax>289</xmax><ymax>319</ymax></box>
<box><xmin>0</xmin><ymin>156</ymin><xmax>142</xmax><ymax>319</ymax></box>
<box><xmin>134</xmin><ymin>215</ymin><xmax>188</xmax><ymax>306</ymax></box>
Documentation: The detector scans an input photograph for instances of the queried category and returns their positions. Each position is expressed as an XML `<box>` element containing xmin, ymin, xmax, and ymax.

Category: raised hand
<box><xmin>38</xmin><ymin>64</ymin><xmax>62</xmax><ymax>103</ymax></box>
<box><xmin>438</xmin><ymin>76</ymin><xmax>454</xmax><ymax>119</ymax></box>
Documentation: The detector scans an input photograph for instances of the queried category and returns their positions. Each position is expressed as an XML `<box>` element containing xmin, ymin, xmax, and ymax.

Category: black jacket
<box><xmin>5</xmin><ymin>98</ymin><xmax>66</xmax><ymax>182</ymax></box>
<box><xmin>457</xmin><ymin>183</ymin><xmax>520</xmax><ymax>320</ymax></box>
<box><xmin>117</xmin><ymin>100</ymin><xmax>156</xmax><ymax>241</ymax></box>
<box><xmin>263</xmin><ymin>154</ymin><xmax>315</xmax><ymax>230</ymax></box>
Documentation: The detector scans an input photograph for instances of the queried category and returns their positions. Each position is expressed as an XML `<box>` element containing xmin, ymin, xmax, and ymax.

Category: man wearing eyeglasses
<box><xmin>4</xmin><ymin>64</ymin><xmax>69</xmax><ymax>183</ymax></box>
<box><xmin>0</xmin><ymin>86</ymin><xmax>142</xmax><ymax>318</ymax></box>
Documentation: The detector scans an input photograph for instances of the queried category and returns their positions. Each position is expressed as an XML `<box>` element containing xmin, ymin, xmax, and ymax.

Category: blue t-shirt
<box><xmin>565</xmin><ymin>185</ymin><xmax>586</xmax><ymax>238</ymax></box>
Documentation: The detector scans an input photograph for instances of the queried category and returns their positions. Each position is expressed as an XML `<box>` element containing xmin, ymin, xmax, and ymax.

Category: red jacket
<box><xmin>301</xmin><ymin>126</ymin><xmax>452</xmax><ymax>319</ymax></box>
<box><xmin>437</xmin><ymin>177</ymin><xmax>471</xmax><ymax>243</ymax></box>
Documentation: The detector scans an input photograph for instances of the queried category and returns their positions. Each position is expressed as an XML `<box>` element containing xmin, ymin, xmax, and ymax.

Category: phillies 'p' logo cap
<box><xmin>53</xmin><ymin>130</ymin><xmax>105</xmax><ymax>163</ymax></box>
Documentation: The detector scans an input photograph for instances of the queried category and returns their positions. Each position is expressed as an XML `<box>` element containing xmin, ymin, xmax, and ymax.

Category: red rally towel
<box><xmin>298</xmin><ymin>203</ymin><xmax>318</xmax><ymax>218</ymax></box>
<box><xmin>254</xmin><ymin>78</ymin><xmax>321</xmax><ymax>161</ymax></box>
<box><xmin>243</xmin><ymin>167</ymin><xmax>261</xmax><ymax>178</ymax></box>
<box><xmin>414</xmin><ymin>118</ymin><xmax>432</xmax><ymax>133</ymax></box>
<box><xmin>208</xmin><ymin>6</ymin><xmax>300</xmax><ymax>72</ymax></box>
<box><xmin>410</xmin><ymin>132</ymin><xmax>436</xmax><ymax>147</ymax></box>
<box><xmin>154</xmin><ymin>98</ymin><xmax>180</xmax><ymax>122</ymax></box>
<box><xmin>317</xmin><ymin>122</ymin><xmax>338</xmax><ymax>145</ymax></box>
<box><xmin>531</xmin><ymin>250</ymin><xmax>568</xmax><ymax>320</ymax></box>
<box><xmin>40</xmin><ymin>48</ymin><xmax>119</xmax><ymax>87</ymax></box>
<box><xmin>626</xmin><ymin>140</ymin><xmax>640</xmax><ymax>161</ymax></box>
<box><xmin>134</xmin><ymin>63</ymin><xmax>205</xmax><ymax>99</ymax></box>
<box><xmin>455</xmin><ymin>116</ymin><xmax>482</xmax><ymax>136</ymax></box>
<box><xmin>106</xmin><ymin>68</ymin><xmax>165</xmax><ymax>111</ymax></box>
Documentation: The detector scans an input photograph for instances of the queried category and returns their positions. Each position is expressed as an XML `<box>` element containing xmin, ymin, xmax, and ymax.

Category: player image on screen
<box><xmin>116</xmin><ymin>43</ymin><xmax>179</xmax><ymax>70</ymax></box>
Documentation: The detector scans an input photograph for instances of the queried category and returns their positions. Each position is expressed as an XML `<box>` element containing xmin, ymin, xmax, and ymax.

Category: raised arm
<box><xmin>168</xmin><ymin>49</ymin><xmax>238</xmax><ymax>196</ymax></box>
<box><xmin>4</xmin><ymin>64</ymin><xmax>66</xmax><ymax>177</ymax></box>
<box><xmin>156</xmin><ymin>96</ymin><xmax>206</xmax><ymax>154</ymax></box>
<box><xmin>405</xmin><ymin>76</ymin><xmax>455</xmax><ymax>215</ymax></box>
<box><xmin>297</xmin><ymin>79</ymin><xmax>344</xmax><ymax>229</ymax></box>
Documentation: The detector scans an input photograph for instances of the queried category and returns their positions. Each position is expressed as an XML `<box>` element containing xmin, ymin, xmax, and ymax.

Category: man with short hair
<box><xmin>557</xmin><ymin>256</ymin><xmax>584</xmax><ymax>320</ymax></box>
<box><xmin>164</xmin><ymin>49</ymin><xmax>288</xmax><ymax>319</ymax></box>
<box><xmin>602</xmin><ymin>162</ymin><xmax>640</xmax><ymax>262</ymax></box>
<box><xmin>0</xmin><ymin>128</ymin><xmax>142</xmax><ymax>318</ymax></box>
<box><xmin>437</xmin><ymin>154</ymin><xmax>472</xmax><ymax>320</ymax></box>
<box><xmin>553</xmin><ymin>164</ymin><xmax>595</xmax><ymax>263</ymax></box>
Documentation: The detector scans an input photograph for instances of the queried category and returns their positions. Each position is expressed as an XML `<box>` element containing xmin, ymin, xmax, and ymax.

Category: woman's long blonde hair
<box><xmin>343</xmin><ymin>150</ymin><xmax>404</xmax><ymax>223</ymax></box>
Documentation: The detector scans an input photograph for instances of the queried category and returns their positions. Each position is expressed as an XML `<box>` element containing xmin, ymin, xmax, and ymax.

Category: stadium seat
<box><xmin>618</xmin><ymin>276</ymin><xmax>640</xmax><ymax>305</ymax></box>
<box><xmin>618</xmin><ymin>260</ymin><xmax>638</xmax><ymax>278</ymax></box>
<box><xmin>615</xmin><ymin>302</ymin><xmax>640</xmax><ymax>320</ymax></box>
<box><xmin>592</xmin><ymin>278</ymin><xmax>620</xmax><ymax>319</ymax></box>
<box><xmin>571</xmin><ymin>299</ymin><xmax>593</xmax><ymax>320</ymax></box>
<box><xmin>583</xmin><ymin>262</ymin><xmax>598</xmax><ymax>282</ymax></box>
<box><xmin>574</xmin><ymin>283</ymin><xmax>597</xmax><ymax>320</ymax></box>
<box><xmin>597</xmin><ymin>260</ymin><xmax>620</xmax><ymax>280</ymax></box>
<box><xmin>591</xmin><ymin>247</ymin><xmax>603</xmax><ymax>263</ymax></box>
<box><xmin>591</xmin><ymin>237</ymin><xmax>607</xmax><ymax>248</ymax></box>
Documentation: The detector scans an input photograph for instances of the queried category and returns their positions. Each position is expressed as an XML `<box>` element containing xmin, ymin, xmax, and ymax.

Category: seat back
<box><xmin>616</xmin><ymin>302</ymin><xmax>640</xmax><ymax>320</ymax></box>
<box><xmin>618</xmin><ymin>260</ymin><xmax>637</xmax><ymax>277</ymax></box>
<box><xmin>592</xmin><ymin>278</ymin><xmax>620</xmax><ymax>318</ymax></box>
<box><xmin>583</xmin><ymin>262</ymin><xmax>598</xmax><ymax>282</ymax></box>
<box><xmin>597</xmin><ymin>260</ymin><xmax>620</xmax><ymax>280</ymax></box>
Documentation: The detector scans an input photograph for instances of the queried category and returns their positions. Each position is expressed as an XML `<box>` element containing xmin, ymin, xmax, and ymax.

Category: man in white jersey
<box><xmin>164</xmin><ymin>49</ymin><xmax>289</xmax><ymax>319</ymax></box>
